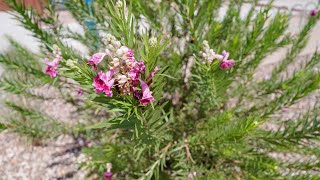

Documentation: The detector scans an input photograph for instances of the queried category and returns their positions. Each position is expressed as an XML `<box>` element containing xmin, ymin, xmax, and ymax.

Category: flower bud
<box><xmin>116</xmin><ymin>49</ymin><xmax>124</xmax><ymax>56</ymax></box>
<box><xmin>120</xmin><ymin>46</ymin><xmax>129</xmax><ymax>54</ymax></box>
<box><xmin>66</xmin><ymin>59</ymin><xmax>77</xmax><ymax>68</ymax></box>
<box><xmin>104</xmin><ymin>163</ymin><xmax>113</xmax><ymax>180</ymax></box>
<box><xmin>111</xmin><ymin>58</ymin><xmax>120</xmax><ymax>67</ymax></box>
<box><xmin>114</xmin><ymin>41</ymin><xmax>121</xmax><ymax>48</ymax></box>
<box><xmin>149</xmin><ymin>37</ymin><xmax>157</xmax><ymax>47</ymax></box>
<box><xmin>310</xmin><ymin>9</ymin><xmax>318</xmax><ymax>17</ymax></box>
<box><xmin>116</xmin><ymin>0</ymin><xmax>123</xmax><ymax>8</ymax></box>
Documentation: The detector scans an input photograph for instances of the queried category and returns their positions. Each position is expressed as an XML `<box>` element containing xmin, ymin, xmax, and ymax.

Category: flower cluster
<box><xmin>89</xmin><ymin>34</ymin><xmax>157</xmax><ymax>105</ymax></box>
<box><xmin>44</xmin><ymin>45</ymin><xmax>62</xmax><ymax>78</ymax></box>
<box><xmin>199</xmin><ymin>40</ymin><xmax>235</xmax><ymax>70</ymax></box>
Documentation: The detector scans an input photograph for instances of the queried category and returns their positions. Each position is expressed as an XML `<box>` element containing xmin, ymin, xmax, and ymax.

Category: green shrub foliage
<box><xmin>1</xmin><ymin>0</ymin><xmax>320</xmax><ymax>179</ymax></box>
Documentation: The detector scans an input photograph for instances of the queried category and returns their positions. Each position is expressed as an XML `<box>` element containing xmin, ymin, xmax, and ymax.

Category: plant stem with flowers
<box><xmin>1</xmin><ymin>0</ymin><xmax>320</xmax><ymax>179</ymax></box>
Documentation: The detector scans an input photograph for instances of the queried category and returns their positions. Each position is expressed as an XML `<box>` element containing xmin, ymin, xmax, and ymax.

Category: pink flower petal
<box><xmin>311</xmin><ymin>9</ymin><xmax>318</xmax><ymax>17</ymax></box>
<box><xmin>220</xmin><ymin>59</ymin><xmax>235</xmax><ymax>70</ymax></box>
<box><xmin>147</xmin><ymin>66</ymin><xmax>159</xmax><ymax>82</ymax></box>
<box><xmin>221</xmin><ymin>50</ymin><xmax>230</xmax><ymax>61</ymax></box>
<box><xmin>45</xmin><ymin>58</ymin><xmax>59</xmax><ymax>78</ymax></box>
<box><xmin>128</xmin><ymin>60</ymin><xmax>146</xmax><ymax>83</ymax></box>
<box><xmin>88</xmin><ymin>53</ymin><xmax>106</xmax><ymax>69</ymax></box>
<box><xmin>127</xmin><ymin>49</ymin><xmax>134</xmax><ymax>58</ymax></box>
<box><xmin>93</xmin><ymin>70</ymin><xmax>115</xmax><ymax>97</ymax></box>
<box><xmin>213</xmin><ymin>54</ymin><xmax>224</xmax><ymax>61</ymax></box>
<box><xmin>139</xmin><ymin>79</ymin><xmax>155</xmax><ymax>105</ymax></box>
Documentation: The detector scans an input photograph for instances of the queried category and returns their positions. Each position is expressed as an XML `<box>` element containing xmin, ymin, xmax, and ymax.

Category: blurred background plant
<box><xmin>0</xmin><ymin>0</ymin><xmax>320</xmax><ymax>179</ymax></box>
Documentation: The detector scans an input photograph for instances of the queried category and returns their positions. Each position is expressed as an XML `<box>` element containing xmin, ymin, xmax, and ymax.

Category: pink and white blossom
<box><xmin>103</xmin><ymin>163</ymin><xmax>113</xmax><ymax>180</ymax></box>
<box><xmin>199</xmin><ymin>40</ymin><xmax>222</xmax><ymax>64</ymax></box>
<box><xmin>44</xmin><ymin>45</ymin><xmax>62</xmax><ymax>78</ymax></box>
<box><xmin>128</xmin><ymin>60</ymin><xmax>146</xmax><ymax>83</ymax></box>
<box><xmin>88</xmin><ymin>53</ymin><xmax>106</xmax><ymax>69</ymax></box>
<box><xmin>91</xmin><ymin>34</ymin><xmax>156</xmax><ymax>104</ymax></box>
<box><xmin>219</xmin><ymin>50</ymin><xmax>235</xmax><ymax>70</ymax></box>
<box><xmin>45</xmin><ymin>58</ymin><xmax>59</xmax><ymax>78</ymax></box>
<box><xmin>220</xmin><ymin>59</ymin><xmax>235</xmax><ymax>70</ymax></box>
<box><xmin>199</xmin><ymin>41</ymin><xmax>236</xmax><ymax>70</ymax></box>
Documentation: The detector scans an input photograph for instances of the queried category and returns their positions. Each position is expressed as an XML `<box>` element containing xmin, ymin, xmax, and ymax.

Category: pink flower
<box><xmin>104</xmin><ymin>172</ymin><xmax>113</xmax><ymax>180</ymax></box>
<box><xmin>93</xmin><ymin>70</ymin><xmax>115</xmax><ymax>97</ymax></box>
<box><xmin>147</xmin><ymin>66</ymin><xmax>159</xmax><ymax>82</ymax></box>
<box><xmin>139</xmin><ymin>79</ymin><xmax>155</xmax><ymax>105</ymax></box>
<box><xmin>93</xmin><ymin>73</ymin><xmax>106</xmax><ymax>93</ymax></box>
<box><xmin>310</xmin><ymin>9</ymin><xmax>318</xmax><ymax>17</ymax></box>
<box><xmin>77</xmin><ymin>88</ymin><xmax>84</xmax><ymax>97</ymax></box>
<box><xmin>137</xmin><ymin>61</ymin><xmax>146</xmax><ymax>72</ymax></box>
<box><xmin>220</xmin><ymin>59</ymin><xmax>235</xmax><ymax>70</ymax></box>
<box><xmin>134</xmin><ymin>90</ymin><xmax>142</xmax><ymax>99</ymax></box>
<box><xmin>127</xmin><ymin>49</ymin><xmax>134</xmax><ymax>57</ymax></box>
<box><xmin>213</xmin><ymin>54</ymin><xmax>224</xmax><ymax>61</ymax></box>
<box><xmin>128</xmin><ymin>60</ymin><xmax>146</xmax><ymax>83</ymax></box>
<box><xmin>128</xmin><ymin>70</ymin><xmax>140</xmax><ymax>83</ymax></box>
<box><xmin>211</xmin><ymin>50</ymin><xmax>229</xmax><ymax>61</ymax></box>
<box><xmin>45</xmin><ymin>58</ymin><xmax>59</xmax><ymax>78</ymax></box>
<box><xmin>221</xmin><ymin>50</ymin><xmax>229</xmax><ymax>59</ymax></box>
<box><xmin>104</xmin><ymin>163</ymin><xmax>113</xmax><ymax>180</ymax></box>
<box><xmin>219</xmin><ymin>50</ymin><xmax>235</xmax><ymax>70</ymax></box>
<box><xmin>282</xmin><ymin>107</ymin><xmax>288</xmax><ymax>112</ymax></box>
<box><xmin>88</xmin><ymin>53</ymin><xmax>106</xmax><ymax>69</ymax></box>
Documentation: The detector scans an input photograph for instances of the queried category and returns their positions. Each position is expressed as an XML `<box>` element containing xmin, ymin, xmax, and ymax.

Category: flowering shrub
<box><xmin>44</xmin><ymin>45</ymin><xmax>62</xmax><ymax>78</ymax></box>
<box><xmin>87</xmin><ymin>34</ymin><xmax>157</xmax><ymax>105</ymax></box>
<box><xmin>199</xmin><ymin>40</ymin><xmax>235</xmax><ymax>69</ymax></box>
<box><xmin>1</xmin><ymin>0</ymin><xmax>320</xmax><ymax>179</ymax></box>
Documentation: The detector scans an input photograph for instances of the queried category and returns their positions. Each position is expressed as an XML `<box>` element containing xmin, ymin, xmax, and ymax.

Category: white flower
<box><xmin>116</xmin><ymin>0</ymin><xmax>123</xmax><ymax>8</ymax></box>
<box><xmin>114</xmin><ymin>41</ymin><xmax>121</xmax><ymax>48</ymax></box>
<box><xmin>120</xmin><ymin>46</ymin><xmax>129</xmax><ymax>53</ymax></box>
<box><xmin>117</xmin><ymin>74</ymin><xmax>128</xmax><ymax>85</ymax></box>
<box><xmin>202</xmin><ymin>40</ymin><xmax>210</xmax><ymax>50</ymax></box>
<box><xmin>116</xmin><ymin>49</ymin><xmax>124</xmax><ymax>56</ymax></box>
<box><xmin>199</xmin><ymin>40</ymin><xmax>217</xmax><ymax>64</ymax></box>
<box><xmin>200</xmin><ymin>52</ymin><xmax>207</xmax><ymax>58</ymax></box>
<box><xmin>105</xmin><ymin>49</ymin><xmax>111</xmax><ymax>56</ymax></box>
<box><xmin>108</xmin><ymin>44</ymin><xmax>115</xmax><ymax>50</ymax></box>
<box><xmin>103</xmin><ymin>34</ymin><xmax>116</xmax><ymax>44</ymax></box>
<box><xmin>149</xmin><ymin>37</ymin><xmax>157</xmax><ymax>47</ymax></box>
<box><xmin>110</xmin><ymin>39</ymin><xmax>116</xmax><ymax>46</ymax></box>
<box><xmin>106</xmin><ymin>163</ymin><xmax>112</xmax><ymax>173</ymax></box>
<box><xmin>111</xmin><ymin>58</ymin><xmax>120</xmax><ymax>67</ymax></box>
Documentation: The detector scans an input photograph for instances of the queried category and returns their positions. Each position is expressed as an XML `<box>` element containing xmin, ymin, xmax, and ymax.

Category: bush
<box><xmin>1</xmin><ymin>0</ymin><xmax>320</xmax><ymax>179</ymax></box>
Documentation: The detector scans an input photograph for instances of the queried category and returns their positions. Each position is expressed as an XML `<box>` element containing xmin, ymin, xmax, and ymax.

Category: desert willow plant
<box><xmin>1</xmin><ymin>0</ymin><xmax>320</xmax><ymax>179</ymax></box>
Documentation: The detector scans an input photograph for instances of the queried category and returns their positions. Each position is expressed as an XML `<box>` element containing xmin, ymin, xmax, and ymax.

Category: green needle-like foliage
<box><xmin>1</xmin><ymin>0</ymin><xmax>320</xmax><ymax>179</ymax></box>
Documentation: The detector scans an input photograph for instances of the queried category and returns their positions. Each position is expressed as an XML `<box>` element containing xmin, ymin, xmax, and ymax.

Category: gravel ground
<box><xmin>0</xmin><ymin>86</ymin><xmax>91</xmax><ymax>179</ymax></box>
<box><xmin>0</xmin><ymin>1</ymin><xmax>320</xmax><ymax>179</ymax></box>
<box><xmin>0</xmin><ymin>9</ymin><xmax>92</xmax><ymax>180</ymax></box>
<box><xmin>0</xmin><ymin>133</ymin><xmax>88</xmax><ymax>180</ymax></box>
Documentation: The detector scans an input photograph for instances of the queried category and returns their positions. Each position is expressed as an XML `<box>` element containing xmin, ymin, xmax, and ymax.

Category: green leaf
<box><xmin>0</xmin><ymin>123</ymin><xmax>6</xmax><ymax>131</ymax></box>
